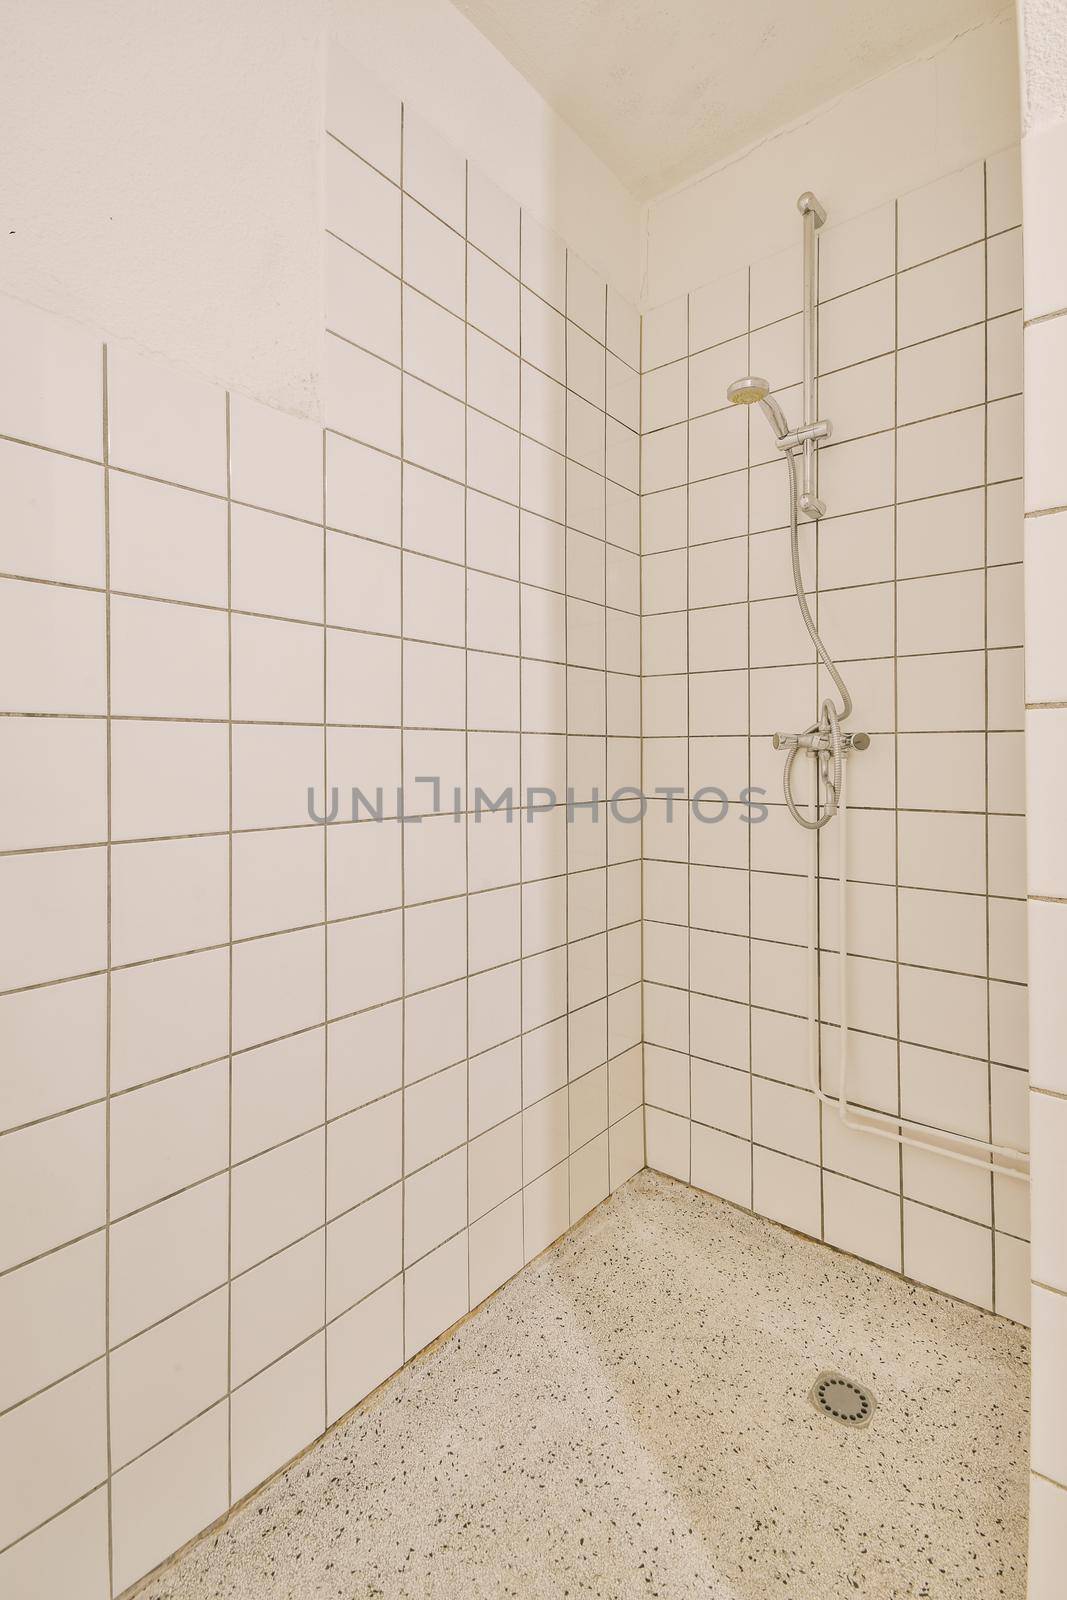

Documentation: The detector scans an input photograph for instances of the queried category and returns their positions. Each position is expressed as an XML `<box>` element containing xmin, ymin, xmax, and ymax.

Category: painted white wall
<box><xmin>328</xmin><ymin>0</ymin><xmax>641</xmax><ymax>300</ymax></box>
<box><xmin>641</xmin><ymin>10</ymin><xmax>1019</xmax><ymax>307</ymax></box>
<box><xmin>1017</xmin><ymin>3</ymin><xmax>1067</xmax><ymax>1594</ymax></box>
<box><xmin>0</xmin><ymin>0</ymin><xmax>326</xmax><ymax>418</ymax></box>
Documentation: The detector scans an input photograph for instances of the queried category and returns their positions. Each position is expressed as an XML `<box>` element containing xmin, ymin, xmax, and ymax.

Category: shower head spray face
<box><xmin>726</xmin><ymin>376</ymin><xmax>771</xmax><ymax>406</ymax></box>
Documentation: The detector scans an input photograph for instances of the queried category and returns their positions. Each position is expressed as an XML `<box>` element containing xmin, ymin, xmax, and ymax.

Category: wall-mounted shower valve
<box><xmin>772</xmin><ymin>730</ymin><xmax>870</xmax><ymax>754</ymax></box>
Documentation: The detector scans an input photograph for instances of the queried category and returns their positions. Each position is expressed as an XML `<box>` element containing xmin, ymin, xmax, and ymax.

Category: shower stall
<box><xmin>726</xmin><ymin>191</ymin><xmax>1029</xmax><ymax>1182</ymax></box>
<box><xmin>0</xmin><ymin>2</ymin><xmax>1064</xmax><ymax>1598</ymax></box>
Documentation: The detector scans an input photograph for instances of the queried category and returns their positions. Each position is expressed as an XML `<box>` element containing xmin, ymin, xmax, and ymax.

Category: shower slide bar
<box><xmin>796</xmin><ymin>191</ymin><xmax>827</xmax><ymax>519</ymax></box>
<box><xmin>734</xmin><ymin>190</ymin><xmax>1030</xmax><ymax>1182</ymax></box>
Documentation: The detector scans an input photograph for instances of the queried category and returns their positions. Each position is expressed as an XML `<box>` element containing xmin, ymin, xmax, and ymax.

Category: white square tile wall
<box><xmin>640</xmin><ymin>154</ymin><xmax>1029</xmax><ymax>1325</ymax></box>
<box><xmin>0</xmin><ymin>51</ymin><xmax>643</xmax><ymax>1597</ymax></box>
<box><xmin>0</xmin><ymin>57</ymin><xmax>1044</xmax><ymax>1600</ymax></box>
<box><xmin>1020</xmin><ymin>111</ymin><xmax>1067</xmax><ymax>1600</ymax></box>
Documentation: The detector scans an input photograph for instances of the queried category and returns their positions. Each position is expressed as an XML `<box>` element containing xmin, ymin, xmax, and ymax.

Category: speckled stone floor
<box><xmin>139</xmin><ymin>1171</ymin><xmax>1029</xmax><ymax>1600</ymax></box>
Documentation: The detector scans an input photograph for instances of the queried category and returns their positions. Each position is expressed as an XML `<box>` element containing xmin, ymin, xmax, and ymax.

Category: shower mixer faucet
<box><xmin>772</xmin><ymin>730</ymin><xmax>870</xmax><ymax>754</ymax></box>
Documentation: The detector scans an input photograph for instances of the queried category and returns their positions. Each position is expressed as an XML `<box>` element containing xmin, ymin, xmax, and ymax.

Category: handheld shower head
<box><xmin>726</xmin><ymin>375</ymin><xmax>789</xmax><ymax>440</ymax></box>
<box><xmin>726</xmin><ymin>376</ymin><xmax>770</xmax><ymax>406</ymax></box>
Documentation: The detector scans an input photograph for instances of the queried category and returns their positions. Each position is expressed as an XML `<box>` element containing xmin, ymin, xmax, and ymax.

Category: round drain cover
<box><xmin>810</xmin><ymin>1371</ymin><xmax>876</xmax><ymax>1428</ymax></box>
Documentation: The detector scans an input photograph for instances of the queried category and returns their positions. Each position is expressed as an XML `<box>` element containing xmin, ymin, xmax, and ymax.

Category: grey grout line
<box><xmin>223</xmin><ymin>384</ymin><xmax>236</xmax><ymax>1509</ymax></box>
<box><xmin>600</xmin><ymin>281</ymin><xmax>611</xmax><ymax>1200</ymax></box>
<box><xmin>638</xmin><ymin>227</ymin><xmax>1023</xmax><ymax>376</ymax></box>
<box><xmin>101</xmin><ymin>339</ymin><xmax>116</xmax><ymax>1599</ymax></box>
<box><xmin>0</xmin><ymin>566</ymin><xmax>643</xmax><ymax>626</ymax></box>
<box><xmin>0</xmin><ymin>1044</ymin><xmax>651</xmax><ymax>1292</ymax></box>
<box><xmin>637</xmin><ymin>288</ymin><xmax>647</xmax><ymax>1177</ymax></box>
<box><xmin>517</xmin><ymin>204</ymin><xmax>526</xmax><ymax>1260</ymax></box>
<box><xmin>562</xmin><ymin>248</ymin><xmax>572</xmax><ymax>1228</ymax></box>
<box><xmin>324</xmin><ymin>129</ymin><xmax>640</xmax><ymax>373</ymax></box>
<box><xmin>0</xmin><ymin>431</ymin><xmax>643</xmax><ymax>568</ymax></box>
<box><xmin>744</xmin><ymin>266</ymin><xmax>755</xmax><ymax>1212</ymax></box>
<box><xmin>0</xmin><ymin>1137</ymin><xmax>618</xmax><ymax>1450</ymax></box>
<box><xmin>462</xmin><ymin>150</ymin><xmax>471</xmax><ymax>1309</ymax></box>
<box><xmin>642</xmin><ymin>334</ymin><xmax>1022</xmax><ymax>436</ymax></box>
<box><xmin>0</xmin><ymin>902</ymin><xmax>644</xmax><ymax>1014</ymax></box>
<box><xmin>684</xmin><ymin>283</ymin><xmax>694</xmax><ymax>1188</ymax></box>
<box><xmin>397</xmin><ymin>95</ymin><xmax>409</xmax><ymax>1361</ymax></box>
<box><xmin>892</xmin><ymin>192</ymin><xmax>906</xmax><ymax>1267</ymax></box>
<box><xmin>0</xmin><ymin>1480</ymin><xmax>111</xmax><ymax>1566</ymax></box>
<box><xmin>982</xmin><ymin>160</ymin><xmax>998</xmax><ymax>1312</ymax></box>
<box><xmin>327</xmin><ymin>225</ymin><xmax>639</xmax><ymax>430</ymax></box>
<box><xmin>641</xmin><ymin>406</ymin><xmax>1021</xmax><ymax>492</ymax></box>
<box><xmin>1</xmin><ymin>860</ymin><xmax>1030</xmax><ymax>1075</ymax></box>
<box><xmin>640</xmin><ymin>643</ymin><xmax>1019</xmax><ymax>675</ymax></box>
<box><xmin>6</xmin><ymin>791</ymin><xmax>655</xmax><ymax>847</ymax></box>
<box><xmin>325</xmin><ymin>323</ymin><xmax>639</xmax><ymax>494</ymax></box>
<box><xmin>320</xmin><ymin>399</ymin><xmax>330</xmax><ymax>1422</ymax></box>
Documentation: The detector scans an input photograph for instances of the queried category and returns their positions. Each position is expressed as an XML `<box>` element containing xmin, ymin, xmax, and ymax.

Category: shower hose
<box><xmin>782</xmin><ymin>449</ymin><xmax>849</xmax><ymax>830</ymax></box>
<box><xmin>780</xmin><ymin>450</ymin><xmax>1028</xmax><ymax>1179</ymax></box>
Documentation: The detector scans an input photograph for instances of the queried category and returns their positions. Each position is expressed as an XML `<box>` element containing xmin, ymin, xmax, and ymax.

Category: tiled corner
<box><xmin>0</xmin><ymin>34</ymin><xmax>1054</xmax><ymax>1600</ymax></box>
<box><xmin>640</xmin><ymin>150</ymin><xmax>1027</xmax><ymax>1321</ymax></box>
<box><xmin>0</xmin><ymin>48</ymin><xmax>642</xmax><ymax>1600</ymax></box>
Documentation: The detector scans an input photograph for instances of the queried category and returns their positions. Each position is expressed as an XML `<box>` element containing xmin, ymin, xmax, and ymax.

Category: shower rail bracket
<box><xmin>776</xmin><ymin>418</ymin><xmax>832</xmax><ymax>518</ymax></box>
<box><xmin>775</xmin><ymin>418</ymin><xmax>832</xmax><ymax>453</ymax></box>
<box><xmin>797</xmin><ymin>190</ymin><xmax>827</xmax><ymax>227</ymax></box>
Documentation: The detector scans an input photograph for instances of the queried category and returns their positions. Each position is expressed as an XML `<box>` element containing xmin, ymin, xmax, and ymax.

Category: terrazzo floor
<box><xmin>138</xmin><ymin>1170</ymin><xmax>1029</xmax><ymax>1600</ymax></box>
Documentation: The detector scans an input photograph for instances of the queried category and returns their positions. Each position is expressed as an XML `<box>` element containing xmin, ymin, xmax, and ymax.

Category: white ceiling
<box><xmin>450</xmin><ymin>0</ymin><xmax>1006</xmax><ymax>198</ymax></box>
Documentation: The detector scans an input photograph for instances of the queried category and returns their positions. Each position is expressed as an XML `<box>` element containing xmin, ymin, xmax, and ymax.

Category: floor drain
<box><xmin>810</xmin><ymin>1371</ymin><xmax>877</xmax><ymax>1428</ymax></box>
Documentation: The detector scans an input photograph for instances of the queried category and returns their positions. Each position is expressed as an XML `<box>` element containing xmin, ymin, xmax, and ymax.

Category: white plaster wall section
<box><xmin>0</xmin><ymin>0</ymin><xmax>327</xmax><ymax>417</ymax></box>
<box><xmin>328</xmin><ymin>0</ymin><xmax>642</xmax><ymax>304</ymax></box>
<box><xmin>641</xmin><ymin>10</ymin><xmax>1019</xmax><ymax>307</ymax></box>
<box><xmin>1018</xmin><ymin>0</ymin><xmax>1067</xmax><ymax>130</ymax></box>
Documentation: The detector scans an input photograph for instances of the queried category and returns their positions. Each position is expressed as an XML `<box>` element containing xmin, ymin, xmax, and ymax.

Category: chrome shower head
<box><xmin>726</xmin><ymin>375</ymin><xmax>789</xmax><ymax>441</ymax></box>
<box><xmin>726</xmin><ymin>376</ymin><xmax>771</xmax><ymax>406</ymax></box>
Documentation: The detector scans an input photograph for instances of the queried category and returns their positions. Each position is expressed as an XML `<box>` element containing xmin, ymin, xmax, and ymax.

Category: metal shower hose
<box><xmin>782</xmin><ymin>450</ymin><xmax>851</xmax><ymax>830</ymax></box>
